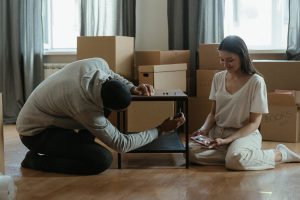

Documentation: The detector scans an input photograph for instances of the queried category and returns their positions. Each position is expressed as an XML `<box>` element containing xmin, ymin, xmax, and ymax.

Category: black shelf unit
<box><xmin>117</xmin><ymin>89</ymin><xmax>189</xmax><ymax>169</ymax></box>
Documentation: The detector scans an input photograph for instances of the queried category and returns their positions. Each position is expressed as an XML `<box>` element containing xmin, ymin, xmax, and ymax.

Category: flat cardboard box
<box><xmin>260</xmin><ymin>92</ymin><xmax>300</xmax><ymax>142</ymax></box>
<box><xmin>253</xmin><ymin>60</ymin><xmax>300</xmax><ymax>92</ymax></box>
<box><xmin>134</xmin><ymin>50</ymin><xmax>190</xmax><ymax>81</ymax></box>
<box><xmin>188</xmin><ymin>97</ymin><xmax>212</xmax><ymax>134</ymax></box>
<box><xmin>199</xmin><ymin>44</ymin><xmax>223</xmax><ymax>70</ymax></box>
<box><xmin>77</xmin><ymin>36</ymin><xmax>134</xmax><ymax>80</ymax></box>
<box><xmin>139</xmin><ymin>63</ymin><xmax>187</xmax><ymax>91</ymax></box>
<box><xmin>126</xmin><ymin>101</ymin><xmax>175</xmax><ymax>132</ymax></box>
<box><xmin>196</xmin><ymin>70</ymin><xmax>220</xmax><ymax>98</ymax></box>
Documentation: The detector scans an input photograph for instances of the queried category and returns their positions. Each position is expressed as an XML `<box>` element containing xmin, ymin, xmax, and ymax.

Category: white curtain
<box><xmin>81</xmin><ymin>0</ymin><xmax>120</xmax><ymax>36</ymax></box>
<box><xmin>80</xmin><ymin>0</ymin><xmax>135</xmax><ymax>36</ymax></box>
<box><xmin>198</xmin><ymin>0</ymin><xmax>224</xmax><ymax>43</ymax></box>
<box><xmin>0</xmin><ymin>0</ymin><xmax>43</xmax><ymax>123</ymax></box>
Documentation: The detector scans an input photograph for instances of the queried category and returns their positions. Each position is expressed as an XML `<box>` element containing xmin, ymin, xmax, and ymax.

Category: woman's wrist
<box><xmin>198</xmin><ymin>128</ymin><xmax>208</xmax><ymax>135</ymax></box>
<box><xmin>225</xmin><ymin>137</ymin><xmax>234</xmax><ymax>144</ymax></box>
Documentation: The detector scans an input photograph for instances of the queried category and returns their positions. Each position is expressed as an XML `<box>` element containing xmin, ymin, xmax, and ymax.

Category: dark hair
<box><xmin>101</xmin><ymin>79</ymin><xmax>131</xmax><ymax>111</ymax></box>
<box><xmin>218</xmin><ymin>35</ymin><xmax>257</xmax><ymax>75</ymax></box>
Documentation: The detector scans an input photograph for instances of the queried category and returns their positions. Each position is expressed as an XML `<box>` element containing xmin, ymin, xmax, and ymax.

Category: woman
<box><xmin>190</xmin><ymin>35</ymin><xmax>300</xmax><ymax>170</ymax></box>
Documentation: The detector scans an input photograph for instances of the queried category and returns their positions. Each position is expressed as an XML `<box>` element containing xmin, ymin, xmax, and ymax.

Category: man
<box><xmin>16</xmin><ymin>58</ymin><xmax>185</xmax><ymax>175</ymax></box>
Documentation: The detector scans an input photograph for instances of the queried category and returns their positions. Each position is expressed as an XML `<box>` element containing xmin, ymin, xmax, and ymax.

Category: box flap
<box><xmin>274</xmin><ymin>89</ymin><xmax>296</xmax><ymax>96</ymax></box>
<box><xmin>273</xmin><ymin>90</ymin><xmax>300</xmax><ymax>107</ymax></box>
<box><xmin>138</xmin><ymin>63</ymin><xmax>187</xmax><ymax>73</ymax></box>
<box><xmin>268</xmin><ymin>93</ymin><xmax>296</xmax><ymax>106</ymax></box>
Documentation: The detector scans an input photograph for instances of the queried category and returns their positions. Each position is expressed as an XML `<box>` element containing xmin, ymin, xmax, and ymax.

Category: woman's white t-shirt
<box><xmin>209</xmin><ymin>70</ymin><xmax>269</xmax><ymax>129</ymax></box>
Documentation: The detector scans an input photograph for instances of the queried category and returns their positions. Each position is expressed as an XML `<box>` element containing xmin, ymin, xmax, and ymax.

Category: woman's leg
<box><xmin>225</xmin><ymin>131</ymin><xmax>276</xmax><ymax>171</ymax></box>
<box><xmin>20</xmin><ymin>128</ymin><xmax>112</xmax><ymax>175</ymax></box>
<box><xmin>189</xmin><ymin>141</ymin><xmax>227</xmax><ymax>165</ymax></box>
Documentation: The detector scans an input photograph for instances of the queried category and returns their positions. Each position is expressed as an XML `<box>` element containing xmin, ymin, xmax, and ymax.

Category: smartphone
<box><xmin>190</xmin><ymin>134</ymin><xmax>216</xmax><ymax>148</ymax></box>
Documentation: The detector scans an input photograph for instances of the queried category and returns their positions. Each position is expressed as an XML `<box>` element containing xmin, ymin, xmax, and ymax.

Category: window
<box><xmin>43</xmin><ymin>0</ymin><xmax>81</xmax><ymax>51</ymax></box>
<box><xmin>224</xmin><ymin>0</ymin><xmax>289</xmax><ymax>50</ymax></box>
<box><xmin>42</xmin><ymin>0</ymin><xmax>119</xmax><ymax>52</ymax></box>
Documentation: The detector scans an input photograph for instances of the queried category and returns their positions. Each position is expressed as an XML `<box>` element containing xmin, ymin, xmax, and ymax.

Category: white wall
<box><xmin>135</xmin><ymin>0</ymin><xmax>169</xmax><ymax>51</ymax></box>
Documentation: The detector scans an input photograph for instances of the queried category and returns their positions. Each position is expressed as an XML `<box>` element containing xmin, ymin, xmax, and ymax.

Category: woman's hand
<box><xmin>131</xmin><ymin>84</ymin><xmax>154</xmax><ymax>96</ymax></box>
<box><xmin>214</xmin><ymin>138</ymin><xmax>233</xmax><ymax>146</ymax></box>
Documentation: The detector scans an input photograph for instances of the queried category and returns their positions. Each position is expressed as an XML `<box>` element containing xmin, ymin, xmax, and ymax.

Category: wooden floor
<box><xmin>4</xmin><ymin>124</ymin><xmax>300</xmax><ymax>200</ymax></box>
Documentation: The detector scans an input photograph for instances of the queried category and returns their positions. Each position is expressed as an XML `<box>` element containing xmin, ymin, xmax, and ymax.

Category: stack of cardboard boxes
<box><xmin>77</xmin><ymin>36</ymin><xmax>189</xmax><ymax>132</ymax></box>
<box><xmin>188</xmin><ymin>44</ymin><xmax>222</xmax><ymax>134</ymax></box>
<box><xmin>254</xmin><ymin>60</ymin><xmax>300</xmax><ymax>142</ymax></box>
<box><xmin>134</xmin><ymin>50</ymin><xmax>190</xmax><ymax>84</ymax></box>
<box><xmin>131</xmin><ymin>51</ymin><xmax>189</xmax><ymax>132</ymax></box>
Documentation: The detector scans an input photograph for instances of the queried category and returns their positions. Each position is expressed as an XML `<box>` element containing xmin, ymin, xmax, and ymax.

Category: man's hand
<box><xmin>157</xmin><ymin>113</ymin><xmax>186</xmax><ymax>135</ymax></box>
<box><xmin>131</xmin><ymin>84</ymin><xmax>154</xmax><ymax>96</ymax></box>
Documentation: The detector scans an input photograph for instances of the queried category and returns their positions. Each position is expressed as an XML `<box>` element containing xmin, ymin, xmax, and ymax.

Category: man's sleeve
<box><xmin>74</xmin><ymin>111</ymin><xmax>159</xmax><ymax>153</ymax></box>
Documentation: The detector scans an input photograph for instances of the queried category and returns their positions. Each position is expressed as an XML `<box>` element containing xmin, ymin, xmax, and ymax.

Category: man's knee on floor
<box><xmin>89</xmin><ymin>151</ymin><xmax>113</xmax><ymax>174</ymax></box>
<box><xmin>225</xmin><ymin>150</ymin><xmax>251</xmax><ymax>170</ymax></box>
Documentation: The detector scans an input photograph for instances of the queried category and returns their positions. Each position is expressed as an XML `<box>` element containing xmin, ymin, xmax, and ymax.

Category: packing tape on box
<box><xmin>0</xmin><ymin>175</ymin><xmax>16</xmax><ymax>200</ymax></box>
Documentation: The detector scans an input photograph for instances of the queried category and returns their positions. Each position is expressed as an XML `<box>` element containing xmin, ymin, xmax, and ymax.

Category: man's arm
<box><xmin>75</xmin><ymin>111</ymin><xmax>159</xmax><ymax>153</ymax></box>
<box><xmin>75</xmin><ymin>110</ymin><xmax>185</xmax><ymax>153</ymax></box>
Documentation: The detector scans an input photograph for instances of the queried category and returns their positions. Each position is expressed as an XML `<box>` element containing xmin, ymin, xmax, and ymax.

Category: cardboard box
<box><xmin>253</xmin><ymin>60</ymin><xmax>300</xmax><ymax>92</ymax></box>
<box><xmin>107</xmin><ymin>111</ymin><xmax>119</xmax><ymax>128</ymax></box>
<box><xmin>196</xmin><ymin>70</ymin><xmax>220</xmax><ymax>98</ymax></box>
<box><xmin>199</xmin><ymin>44</ymin><xmax>223</xmax><ymax>70</ymax></box>
<box><xmin>134</xmin><ymin>50</ymin><xmax>190</xmax><ymax>81</ymax></box>
<box><xmin>139</xmin><ymin>63</ymin><xmax>187</xmax><ymax>92</ymax></box>
<box><xmin>188</xmin><ymin>97</ymin><xmax>212</xmax><ymax>134</ymax></box>
<box><xmin>77</xmin><ymin>36</ymin><xmax>134</xmax><ymax>80</ymax></box>
<box><xmin>126</xmin><ymin>101</ymin><xmax>175</xmax><ymax>132</ymax></box>
<box><xmin>261</xmin><ymin>91</ymin><xmax>300</xmax><ymax>142</ymax></box>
